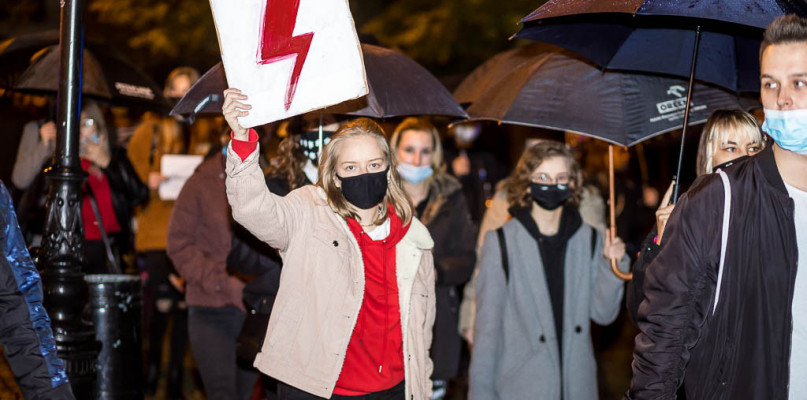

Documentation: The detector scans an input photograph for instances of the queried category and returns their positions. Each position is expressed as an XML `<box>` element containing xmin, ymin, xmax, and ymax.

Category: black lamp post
<box><xmin>38</xmin><ymin>0</ymin><xmax>100</xmax><ymax>397</ymax></box>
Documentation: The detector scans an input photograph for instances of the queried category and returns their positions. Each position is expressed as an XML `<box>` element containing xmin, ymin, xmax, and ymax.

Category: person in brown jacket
<box><xmin>223</xmin><ymin>88</ymin><xmax>436</xmax><ymax>400</ymax></box>
<box><xmin>166</xmin><ymin>147</ymin><xmax>258</xmax><ymax>400</ymax></box>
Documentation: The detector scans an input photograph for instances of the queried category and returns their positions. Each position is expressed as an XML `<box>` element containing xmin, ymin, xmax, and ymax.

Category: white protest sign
<box><xmin>159</xmin><ymin>154</ymin><xmax>204</xmax><ymax>201</ymax></box>
<box><xmin>210</xmin><ymin>0</ymin><xmax>368</xmax><ymax>127</ymax></box>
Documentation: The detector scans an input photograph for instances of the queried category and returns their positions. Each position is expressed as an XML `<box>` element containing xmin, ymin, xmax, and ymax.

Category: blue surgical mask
<box><xmin>397</xmin><ymin>162</ymin><xmax>433</xmax><ymax>184</ymax></box>
<box><xmin>762</xmin><ymin>109</ymin><xmax>807</xmax><ymax>154</ymax></box>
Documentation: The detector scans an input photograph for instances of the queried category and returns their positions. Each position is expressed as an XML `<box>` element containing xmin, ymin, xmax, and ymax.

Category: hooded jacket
<box><xmin>628</xmin><ymin>145</ymin><xmax>799</xmax><ymax>399</ymax></box>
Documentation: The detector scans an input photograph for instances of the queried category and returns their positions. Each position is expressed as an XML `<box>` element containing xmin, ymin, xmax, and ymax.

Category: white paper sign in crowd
<box><xmin>210</xmin><ymin>0</ymin><xmax>368</xmax><ymax>127</ymax></box>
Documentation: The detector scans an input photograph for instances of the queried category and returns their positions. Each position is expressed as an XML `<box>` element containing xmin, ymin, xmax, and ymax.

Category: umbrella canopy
<box><xmin>0</xmin><ymin>30</ymin><xmax>62</xmax><ymax>88</ymax></box>
<box><xmin>515</xmin><ymin>0</ymin><xmax>807</xmax><ymax>92</ymax></box>
<box><xmin>171</xmin><ymin>44</ymin><xmax>467</xmax><ymax>120</ymax></box>
<box><xmin>14</xmin><ymin>45</ymin><xmax>168</xmax><ymax>110</ymax></box>
<box><xmin>454</xmin><ymin>44</ymin><xmax>758</xmax><ymax>147</ymax></box>
<box><xmin>524</xmin><ymin>0</ymin><xmax>807</xmax><ymax>29</ymax></box>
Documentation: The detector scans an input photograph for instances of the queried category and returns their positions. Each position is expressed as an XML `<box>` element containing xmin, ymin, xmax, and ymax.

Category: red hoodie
<box><xmin>334</xmin><ymin>207</ymin><xmax>410</xmax><ymax>396</ymax></box>
<box><xmin>231</xmin><ymin>133</ymin><xmax>409</xmax><ymax>395</ymax></box>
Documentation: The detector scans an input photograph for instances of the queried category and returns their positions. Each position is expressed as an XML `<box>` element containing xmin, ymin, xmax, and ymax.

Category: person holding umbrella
<box><xmin>469</xmin><ymin>140</ymin><xmax>628</xmax><ymax>400</ymax></box>
<box><xmin>222</xmin><ymin>88</ymin><xmax>436</xmax><ymax>400</ymax></box>
<box><xmin>629</xmin><ymin>15</ymin><xmax>807</xmax><ymax>399</ymax></box>
<box><xmin>389</xmin><ymin>117</ymin><xmax>476</xmax><ymax>399</ymax></box>
<box><xmin>626</xmin><ymin>109</ymin><xmax>766</xmax><ymax>324</ymax></box>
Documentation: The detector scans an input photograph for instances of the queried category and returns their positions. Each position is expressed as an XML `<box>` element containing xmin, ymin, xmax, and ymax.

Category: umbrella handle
<box><xmin>608</xmin><ymin>145</ymin><xmax>632</xmax><ymax>281</ymax></box>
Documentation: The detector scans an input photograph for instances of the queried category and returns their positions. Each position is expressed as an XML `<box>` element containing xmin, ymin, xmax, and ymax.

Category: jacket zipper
<box><xmin>785</xmin><ymin>199</ymin><xmax>797</xmax><ymax>396</ymax></box>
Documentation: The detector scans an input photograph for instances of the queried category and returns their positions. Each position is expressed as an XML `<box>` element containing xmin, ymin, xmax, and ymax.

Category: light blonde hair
<box><xmin>318</xmin><ymin>118</ymin><xmax>413</xmax><ymax>225</ymax></box>
<box><xmin>501</xmin><ymin>140</ymin><xmax>583</xmax><ymax>209</ymax></box>
<box><xmin>696</xmin><ymin>109</ymin><xmax>765</xmax><ymax>176</ymax></box>
<box><xmin>389</xmin><ymin>117</ymin><xmax>445</xmax><ymax>175</ymax></box>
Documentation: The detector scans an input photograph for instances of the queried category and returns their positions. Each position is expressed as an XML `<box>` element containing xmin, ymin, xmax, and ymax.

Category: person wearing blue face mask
<box><xmin>390</xmin><ymin>118</ymin><xmax>476</xmax><ymax>400</ymax></box>
<box><xmin>469</xmin><ymin>140</ymin><xmax>628</xmax><ymax>400</ymax></box>
<box><xmin>628</xmin><ymin>15</ymin><xmax>807</xmax><ymax>400</ymax></box>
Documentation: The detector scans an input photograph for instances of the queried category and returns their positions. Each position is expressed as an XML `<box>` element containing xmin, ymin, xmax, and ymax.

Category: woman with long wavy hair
<box><xmin>469</xmin><ymin>141</ymin><xmax>628</xmax><ymax>400</ymax></box>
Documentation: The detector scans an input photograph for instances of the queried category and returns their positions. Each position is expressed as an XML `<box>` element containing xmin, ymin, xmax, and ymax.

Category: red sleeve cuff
<box><xmin>230</xmin><ymin>129</ymin><xmax>258</xmax><ymax>161</ymax></box>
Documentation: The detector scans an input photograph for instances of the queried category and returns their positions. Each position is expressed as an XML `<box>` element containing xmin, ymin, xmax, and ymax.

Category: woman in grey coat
<box><xmin>469</xmin><ymin>141</ymin><xmax>629</xmax><ymax>400</ymax></box>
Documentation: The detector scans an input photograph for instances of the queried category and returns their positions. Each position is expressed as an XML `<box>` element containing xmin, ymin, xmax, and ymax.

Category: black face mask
<box><xmin>530</xmin><ymin>183</ymin><xmax>572</xmax><ymax>210</ymax></box>
<box><xmin>712</xmin><ymin>155</ymin><xmax>749</xmax><ymax>173</ymax></box>
<box><xmin>300</xmin><ymin>130</ymin><xmax>336</xmax><ymax>165</ymax></box>
<box><xmin>337</xmin><ymin>168</ymin><xmax>389</xmax><ymax>210</ymax></box>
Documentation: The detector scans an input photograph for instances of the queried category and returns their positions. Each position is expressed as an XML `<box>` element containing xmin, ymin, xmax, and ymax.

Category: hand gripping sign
<box><xmin>210</xmin><ymin>0</ymin><xmax>368</xmax><ymax>127</ymax></box>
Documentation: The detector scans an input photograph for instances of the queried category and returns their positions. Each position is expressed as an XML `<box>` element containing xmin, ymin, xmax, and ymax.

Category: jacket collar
<box><xmin>755</xmin><ymin>144</ymin><xmax>789</xmax><ymax>196</ymax></box>
<box><xmin>419</xmin><ymin>174</ymin><xmax>462</xmax><ymax>226</ymax></box>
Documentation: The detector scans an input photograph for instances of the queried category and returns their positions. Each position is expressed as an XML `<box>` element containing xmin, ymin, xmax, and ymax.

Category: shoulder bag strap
<box><xmin>713</xmin><ymin>170</ymin><xmax>731</xmax><ymax>314</ymax></box>
<box><xmin>85</xmin><ymin>183</ymin><xmax>122</xmax><ymax>274</ymax></box>
<box><xmin>496</xmin><ymin>227</ymin><xmax>509</xmax><ymax>283</ymax></box>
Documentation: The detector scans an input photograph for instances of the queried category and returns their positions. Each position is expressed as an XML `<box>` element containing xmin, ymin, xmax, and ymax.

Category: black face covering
<box><xmin>337</xmin><ymin>168</ymin><xmax>389</xmax><ymax>210</ymax></box>
<box><xmin>530</xmin><ymin>183</ymin><xmax>572</xmax><ymax>210</ymax></box>
<box><xmin>712</xmin><ymin>155</ymin><xmax>749</xmax><ymax>173</ymax></box>
<box><xmin>300</xmin><ymin>130</ymin><xmax>336</xmax><ymax>165</ymax></box>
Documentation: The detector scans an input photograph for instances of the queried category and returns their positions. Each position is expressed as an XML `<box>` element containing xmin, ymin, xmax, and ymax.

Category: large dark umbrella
<box><xmin>514</xmin><ymin>0</ymin><xmax>806</xmax><ymax>202</ymax></box>
<box><xmin>171</xmin><ymin>44</ymin><xmax>467</xmax><ymax>121</ymax></box>
<box><xmin>517</xmin><ymin>0</ymin><xmax>807</xmax><ymax>92</ymax></box>
<box><xmin>454</xmin><ymin>44</ymin><xmax>758</xmax><ymax>279</ymax></box>
<box><xmin>0</xmin><ymin>30</ymin><xmax>63</xmax><ymax>88</ymax></box>
<box><xmin>455</xmin><ymin>44</ymin><xmax>757</xmax><ymax>146</ymax></box>
<box><xmin>14</xmin><ymin>45</ymin><xmax>168</xmax><ymax>110</ymax></box>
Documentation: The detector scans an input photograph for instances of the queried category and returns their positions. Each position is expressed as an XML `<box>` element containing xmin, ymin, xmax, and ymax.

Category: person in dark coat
<box><xmin>625</xmin><ymin>109</ymin><xmax>765</xmax><ymax>324</ymax></box>
<box><xmin>390</xmin><ymin>118</ymin><xmax>476</xmax><ymax>399</ymax></box>
<box><xmin>627</xmin><ymin>15</ymin><xmax>807</xmax><ymax>399</ymax></box>
<box><xmin>12</xmin><ymin>101</ymin><xmax>147</xmax><ymax>273</ymax></box>
<box><xmin>0</xmin><ymin>181</ymin><xmax>74</xmax><ymax>400</ymax></box>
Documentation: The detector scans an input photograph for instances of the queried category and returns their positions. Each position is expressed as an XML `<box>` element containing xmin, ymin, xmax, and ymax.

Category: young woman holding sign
<box><xmin>222</xmin><ymin>88</ymin><xmax>436</xmax><ymax>400</ymax></box>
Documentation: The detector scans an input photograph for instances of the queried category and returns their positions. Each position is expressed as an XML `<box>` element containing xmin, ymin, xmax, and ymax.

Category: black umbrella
<box><xmin>514</xmin><ymin>0</ymin><xmax>806</xmax><ymax>203</ymax></box>
<box><xmin>0</xmin><ymin>30</ymin><xmax>63</xmax><ymax>88</ymax></box>
<box><xmin>171</xmin><ymin>44</ymin><xmax>467</xmax><ymax>121</ymax></box>
<box><xmin>455</xmin><ymin>44</ymin><xmax>757</xmax><ymax>147</ymax></box>
<box><xmin>13</xmin><ymin>45</ymin><xmax>168</xmax><ymax>110</ymax></box>
<box><xmin>454</xmin><ymin>44</ymin><xmax>758</xmax><ymax>280</ymax></box>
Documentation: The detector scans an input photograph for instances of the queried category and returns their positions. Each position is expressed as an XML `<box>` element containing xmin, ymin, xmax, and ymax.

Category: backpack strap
<box><xmin>713</xmin><ymin>170</ymin><xmax>731</xmax><ymax>314</ymax></box>
<box><xmin>496</xmin><ymin>227</ymin><xmax>509</xmax><ymax>283</ymax></box>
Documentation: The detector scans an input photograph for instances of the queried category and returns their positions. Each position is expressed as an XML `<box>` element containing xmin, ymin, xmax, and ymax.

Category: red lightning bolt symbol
<box><xmin>258</xmin><ymin>0</ymin><xmax>314</xmax><ymax>110</ymax></box>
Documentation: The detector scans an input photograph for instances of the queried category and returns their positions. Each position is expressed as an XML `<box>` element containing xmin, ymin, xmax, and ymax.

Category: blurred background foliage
<box><xmin>0</xmin><ymin>0</ymin><xmax>547</xmax><ymax>86</ymax></box>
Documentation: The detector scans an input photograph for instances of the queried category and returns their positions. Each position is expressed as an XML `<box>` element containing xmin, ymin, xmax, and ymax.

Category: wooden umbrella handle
<box><xmin>609</xmin><ymin>145</ymin><xmax>632</xmax><ymax>281</ymax></box>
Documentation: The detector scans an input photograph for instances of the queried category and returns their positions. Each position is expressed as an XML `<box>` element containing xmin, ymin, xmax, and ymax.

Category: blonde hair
<box><xmin>389</xmin><ymin>117</ymin><xmax>445</xmax><ymax>175</ymax></box>
<box><xmin>164</xmin><ymin>66</ymin><xmax>200</xmax><ymax>95</ymax></box>
<box><xmin>696</xmin><ymin>109</ymin><xmax>765</xmax><ymax>176</ymax></box>
<box><xmin>501</xmin><ymin>140</ymin><xmax>583</xmax><ymax>209</ymax></box>
<box><xmin>318</xmin><ymin>118</ymin><xmax>413</xmax><ymax>225</ymax></box>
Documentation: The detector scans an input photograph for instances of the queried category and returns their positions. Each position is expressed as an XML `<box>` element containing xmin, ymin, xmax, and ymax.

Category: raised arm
<box><xmin>222</xmin><ymin>88</ymin><xmax>307</xmax><ymax>252</ymax></box>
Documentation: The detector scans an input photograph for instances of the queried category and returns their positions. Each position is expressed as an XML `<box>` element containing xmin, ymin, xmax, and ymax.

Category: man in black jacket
<box><xmin>628</xmin><ymin>15</ymin><xmax>807</xmax><ymax>400</ymax></box>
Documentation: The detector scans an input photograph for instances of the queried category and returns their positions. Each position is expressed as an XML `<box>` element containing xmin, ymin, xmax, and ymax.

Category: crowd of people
<box><xmin>2</xmin><ymin>13</ymin><xmax>807</xmax><ymax>400</ymax></box>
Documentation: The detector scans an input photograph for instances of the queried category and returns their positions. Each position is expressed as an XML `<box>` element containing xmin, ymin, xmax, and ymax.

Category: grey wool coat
<box><xmin>469</xmin><ymin>216</ymin><xmax>628</xmax><ymax>400</ymax></box>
